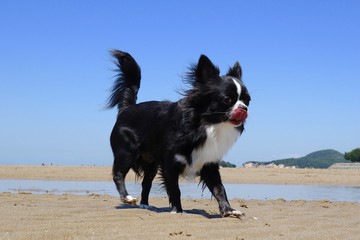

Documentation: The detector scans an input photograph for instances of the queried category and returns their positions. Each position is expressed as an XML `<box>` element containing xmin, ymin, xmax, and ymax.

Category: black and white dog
<box><xmin>108</xmin><ymin>50</ymin><xmax>250</xmax><ymax>217</ymax></box>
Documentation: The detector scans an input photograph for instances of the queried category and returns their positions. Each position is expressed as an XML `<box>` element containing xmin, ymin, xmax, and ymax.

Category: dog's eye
<box><xmin>223</xmin><ymin>97</ymin><xmax>233</xmax><ymax>104</ymax></box>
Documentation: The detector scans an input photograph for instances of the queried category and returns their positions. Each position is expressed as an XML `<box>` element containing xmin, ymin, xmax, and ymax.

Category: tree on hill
<box><xmin>344</xmin><ymin>148</ymin><xmax>360</xmax><ymax>162</ymax></box>
<box><xmin>220</xmin><ymin>160</ymin><xmax>236</xmax><ymax>168</ymax></box>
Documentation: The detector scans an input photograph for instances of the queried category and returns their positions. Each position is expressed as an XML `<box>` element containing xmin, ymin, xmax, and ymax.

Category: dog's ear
<box><xmin>226</xmin><ymin>61</ymin><xmax>242</xmax><ymax>80</ymax></box>
<box><xmin>195</xmin><ymin>55</ymin><xmax>220</xmax><ymax>83</ymax></box>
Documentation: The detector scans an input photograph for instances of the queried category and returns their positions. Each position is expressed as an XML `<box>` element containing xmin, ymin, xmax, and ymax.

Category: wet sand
<box><xmin>1</xmin><ymin>165</ymin><xmax>360</xmax><ymax>239</ymax></box>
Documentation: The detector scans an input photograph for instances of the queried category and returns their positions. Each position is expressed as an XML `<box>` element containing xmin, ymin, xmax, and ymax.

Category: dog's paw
<box><xmin>139</xmin><ymin>204</ymin><xmax>152</xmax><ymax>209</ymax></box>
<box><xmin>121</xmin><ymin>195</ymin><xmax>137</xmax><ymax>205</ymax></box>
<box><xmin>170</xmin><ymin>206</ymin><xmax>183</xmax><ymax>214</ymax></box>
<box><xmin>222</xmin><ymin>209</ymin><xmax>245</xmax><ymax>218</ymax></box>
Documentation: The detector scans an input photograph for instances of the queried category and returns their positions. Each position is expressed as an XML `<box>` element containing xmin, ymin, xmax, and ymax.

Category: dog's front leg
<box><xmin>200</xmin><ymin>163</ymin><xmax>244</xmax><ymax>218</ymax></box>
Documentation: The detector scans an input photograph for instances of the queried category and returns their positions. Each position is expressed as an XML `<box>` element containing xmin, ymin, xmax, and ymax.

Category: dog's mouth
<box><xmin>229</xmin><ymin>108</ymin><xmax>248</xmax><ymax>125</ymax></box>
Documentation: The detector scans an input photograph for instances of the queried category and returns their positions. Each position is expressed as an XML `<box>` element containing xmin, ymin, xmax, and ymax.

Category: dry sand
<box><xmin>1</xmin><ymin>165</ymin><xmax>360</xmax><ymax>239</ymax></box>
<box><xmin>1</xmin><ymin>164</ymin><xmax>360</xmax><ymax>185</ymax></box>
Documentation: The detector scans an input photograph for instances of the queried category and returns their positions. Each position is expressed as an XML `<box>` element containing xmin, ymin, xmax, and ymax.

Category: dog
<box><xmin>108</xmin><ymin>50</ymin><xmax>250</xmax><ymax>217</ymax></box>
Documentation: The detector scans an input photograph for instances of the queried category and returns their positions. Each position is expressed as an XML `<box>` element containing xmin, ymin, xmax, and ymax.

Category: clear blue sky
<box><xmin>1</xmin><ymin>1</ymin><xmax>359</xmax><ymax>166</ymax></box>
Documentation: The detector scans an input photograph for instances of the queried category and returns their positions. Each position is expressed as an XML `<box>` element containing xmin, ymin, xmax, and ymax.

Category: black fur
<box><xmin>108</xmin><ymin>50</ymin><xmax>251</xmax><ymax>217</ymax></box>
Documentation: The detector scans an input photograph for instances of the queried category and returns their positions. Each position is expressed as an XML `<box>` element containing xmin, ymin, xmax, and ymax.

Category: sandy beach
<box><xmin>1</xmin><ymin>164</ymin><xmax>360</xmax><ymax>185</ymax></box>
<box><xmin>1</xmin><ymin>165</ymin><xmax>360</xmax><ymax>239</ymax></box>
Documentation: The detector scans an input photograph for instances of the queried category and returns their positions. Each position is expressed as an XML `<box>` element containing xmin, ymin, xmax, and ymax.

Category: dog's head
<box><xmin>183</xmin><ymin>55</ymin><xmax>251</xmax><ymax>127</ymax></box>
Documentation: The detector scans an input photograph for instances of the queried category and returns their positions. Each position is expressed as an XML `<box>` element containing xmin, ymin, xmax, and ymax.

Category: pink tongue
<box><xmin>231</xmin><ymin>108</ymin><xmax>248</xmax><ymax>122</ymax></box>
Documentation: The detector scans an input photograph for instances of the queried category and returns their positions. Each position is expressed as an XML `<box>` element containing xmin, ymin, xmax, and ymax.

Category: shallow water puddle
<box><xmin>1</xmin><ymin>179</ymin><xmax>359</xmax><ymax>202</ymax></box>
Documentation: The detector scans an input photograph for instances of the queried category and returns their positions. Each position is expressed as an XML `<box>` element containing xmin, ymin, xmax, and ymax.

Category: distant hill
<box><xmin>246</xmin><ymin>149</ymin><xmax>351</xmax><ymax>169</ymax></box>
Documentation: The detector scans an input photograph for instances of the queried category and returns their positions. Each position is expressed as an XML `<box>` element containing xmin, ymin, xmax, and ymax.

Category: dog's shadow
<box><xmin>115</xmin><ymin>204</ymin><xmax>222</xmax><ymax>219</ymax></box>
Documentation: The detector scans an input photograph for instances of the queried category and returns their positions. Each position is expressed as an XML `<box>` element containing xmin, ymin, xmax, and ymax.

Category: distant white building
<box><xmin>242</xmin><ymin>162</ymin><xmax>296</xmax><ymax>169</ymax></box>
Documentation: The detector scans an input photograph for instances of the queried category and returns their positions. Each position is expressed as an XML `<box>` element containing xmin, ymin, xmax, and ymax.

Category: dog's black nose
<box><xmin>238</xmin><ymin>106</ymin><xmax>248</xmax><ymax>111</ymax></box>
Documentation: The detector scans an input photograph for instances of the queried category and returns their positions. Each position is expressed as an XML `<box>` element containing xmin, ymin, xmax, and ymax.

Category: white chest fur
<box><xmin>186</xmin><ymin>123</ymin><xmax>240</xmax><ymax>176</ymax></box>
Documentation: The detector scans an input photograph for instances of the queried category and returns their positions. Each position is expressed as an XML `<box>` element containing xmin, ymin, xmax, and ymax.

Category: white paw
<box><xmin>224</xmin><ymin>210</ymin><xmax>245</xmax><ymax>218</ymax></box>
<box><xmin>121</xmin><ymin>195</ymin><xmax>137</xmax><ymax>204</ymax></box>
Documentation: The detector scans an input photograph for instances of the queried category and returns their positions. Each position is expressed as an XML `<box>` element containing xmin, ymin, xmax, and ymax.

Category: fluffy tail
<box><xmin>107</xmin><ymin>50</ymin><xmax>141</xmax><ymax>110</ymax></box>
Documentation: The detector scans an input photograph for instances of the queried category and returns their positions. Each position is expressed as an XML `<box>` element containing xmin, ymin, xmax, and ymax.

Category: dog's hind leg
<box><xmin>162</xmin><ymin>169</ymin><xmax>183</xmax><ymax>213</ymax></box>
<box><xmin>112</xmin><ymin>151</ymin><xmax>137</xmax><ymax>205</ymax></box>
<box><xmin>139</xmin><ymin>163</ymin><xmax>158</xmax><ymax>209</ymax></box>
